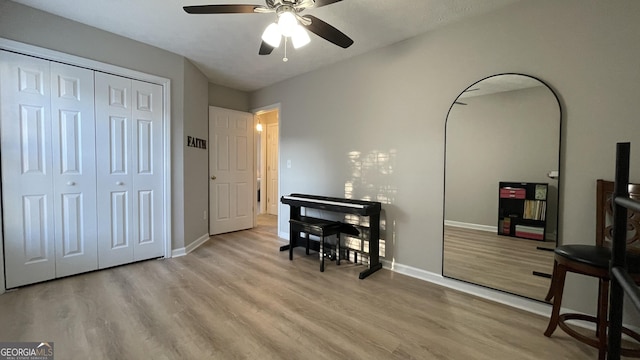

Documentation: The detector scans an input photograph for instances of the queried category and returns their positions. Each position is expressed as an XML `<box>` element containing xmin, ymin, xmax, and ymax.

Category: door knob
<box><xmin>66</xmin><ymin>181</ymin><xmax>76</xmax><ymax>186</ymax></box>
<box><xmin>116</xmin><ymin>181</ymin><xmax>124</xmax><ymax>186</ymax></box>
<box><xmin>211</xmin><ymin>176</ymin><xmax>217</xmax><ymax>180</ymax></box>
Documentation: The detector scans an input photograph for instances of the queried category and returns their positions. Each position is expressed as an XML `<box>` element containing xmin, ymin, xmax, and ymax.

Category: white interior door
<box><xmin>266</xmin><ymin>123</ymin><xmax>279</xmax><ymax>215</ymax></box>
<box><xmin>50</xmin><ymin>62</ymin><xmax>98</xmax><ymax>277</ymax></box>
<box><xmin>209</xmin><ymin>106</ymin><xmax>254</xmax><ymax>235</ymax></box>
<box><xmin>95</xmin><ymin>72</ymin><xmax>134</xmax><ymax>269</ymax></box>
<box><xmin>0</xmin><ymin>51</ymin><xmax>56</xmax><ymax>288</ymax></box>
<box><xmin>131</xmin><ymin>80</ymin><xmax>164</xmax><ymax>261</ymax></box>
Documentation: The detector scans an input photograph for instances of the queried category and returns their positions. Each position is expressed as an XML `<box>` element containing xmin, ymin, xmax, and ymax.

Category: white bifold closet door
<box><xmin>1</xmin><ymin>51</ymin><xmax>164</xmax><ymax>288</ymax></box>
<box><xmin>0</xmin><ymin>51</ymin><xmax>97</xmax><ymax>287</ymax></box>
<box><xmin>95</xmin><ymin>72</ymin><xmax>164</xmax><ymax>269</ymax></box>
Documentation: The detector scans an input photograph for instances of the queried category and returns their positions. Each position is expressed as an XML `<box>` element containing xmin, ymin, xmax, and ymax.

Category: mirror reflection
<box><xmin>443</xmin><ymin>74</ymin><xmax>561</xmax><ymax>301</ymax></box>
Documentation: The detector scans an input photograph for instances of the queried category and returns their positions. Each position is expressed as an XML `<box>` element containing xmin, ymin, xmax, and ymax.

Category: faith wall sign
<box><xmin>187</xmin><ymin>136</ymin><xmax>207</xmax><ymax>150</ymax></box>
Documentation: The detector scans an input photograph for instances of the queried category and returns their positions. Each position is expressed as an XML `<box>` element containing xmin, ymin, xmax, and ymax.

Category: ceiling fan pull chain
<box><xmin>283</xmin><ymin>37</ymin><xmax>289</xmax><ymax>62</ymax></box>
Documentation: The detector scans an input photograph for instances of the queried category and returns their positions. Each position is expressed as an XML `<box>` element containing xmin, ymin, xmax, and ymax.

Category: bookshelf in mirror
<box><xmin>498</xmin><ymin>182</ymin><xmax>548</xmax><ymax>241</ymax></box>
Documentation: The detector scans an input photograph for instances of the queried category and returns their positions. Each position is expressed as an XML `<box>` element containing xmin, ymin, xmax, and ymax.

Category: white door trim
<box><xmin>252</xmin><ymin>103</ymin><xmax>281</xmax><ymax>235</ymax></box>
<box><xmin>0</xmin><ymin>38</ymin><xmax>173</xmax><ymax>293</ymax></box>
<box><xmin>266</xmin><ymin>122</ymin><xmax>279</xmax><ymax>215</ymax></box>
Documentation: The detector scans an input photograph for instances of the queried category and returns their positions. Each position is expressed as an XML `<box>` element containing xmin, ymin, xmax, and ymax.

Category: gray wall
<box><xmin>445</xmin><ymin>86</ymin><xmax>560</xmax><ymax>236</ymax></box>
<box><xmin>209</xmin><ymin>82</ymin><xmax>250</xmax><ymax>112</ymax></box>
<box><xmin>251</xmin><ymin>0</ymin><xmax>640</xmax><ymax>316</ymax></box>
<box><xmin>184</xmin><ymin>59</ymin><xmax>210</xmax><ymax>247</ymax></box>
<box><xmin>0</xmin><ymin>0</ymin><xmax>214</xmax><ymax>251</ymax></box>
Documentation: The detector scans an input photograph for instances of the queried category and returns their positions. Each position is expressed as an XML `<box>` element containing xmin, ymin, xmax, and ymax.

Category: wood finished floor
<box><xmin>443</xmin><ymin>226</ymin><xmax>555</xmax><ymax>301</ymax></box>
<box><xmin>0</xmin><ymin>214</ymin><xmax>600</xmax><ymax>359</ymax></box>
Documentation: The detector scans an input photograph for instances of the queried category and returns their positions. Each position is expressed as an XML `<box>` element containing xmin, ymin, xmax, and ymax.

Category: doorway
<box><xmin>255</xmin><ymin>107</ymin><xmax>279</xmax><ymax>227</ymax></box>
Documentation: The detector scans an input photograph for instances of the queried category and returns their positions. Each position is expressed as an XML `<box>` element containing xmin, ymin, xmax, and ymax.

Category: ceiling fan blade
<box><xmin>259</xmin><ymin>41</ymin><xmax>275</xmax><ymax>55</ymax></box>
<box><xmin>183</xmin><ymin>5</ymin><xmax>261</xmax><ymax>14</ymax></box>
<box><xmin>313</xmin><ymin>0</ymin><xmax>343</xmax><ymax>8</ymax></box>
<box><xmin>303</xmin><ymin>15</ymin><xmax>353</xmax><ymax>49</ymax></box>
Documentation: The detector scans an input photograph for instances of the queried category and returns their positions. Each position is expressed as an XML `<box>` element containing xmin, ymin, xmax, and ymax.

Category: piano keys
<box><xmin>280</xmin><ymin>193</ymin><xmax>383</xmax><ymax>279</ymax></box>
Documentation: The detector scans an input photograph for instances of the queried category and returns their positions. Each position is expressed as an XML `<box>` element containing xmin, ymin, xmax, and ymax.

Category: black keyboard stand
<box><xmin>280</xmin><ymin>194</ymin><xmax>383</xmax><ymax>279</ymax></box>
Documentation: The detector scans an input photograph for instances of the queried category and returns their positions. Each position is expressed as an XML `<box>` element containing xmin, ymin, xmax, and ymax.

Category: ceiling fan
<box><xmin>183</xmin><ymin>0</ymin><xmax>354</xmax><ymax>59</ymax></box>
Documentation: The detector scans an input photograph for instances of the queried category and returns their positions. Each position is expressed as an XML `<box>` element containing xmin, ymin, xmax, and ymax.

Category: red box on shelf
<box><xmin>515</xmin><ymin>231</ymin><xmax>544</xmax><ymax>240</ymax></box>
<box><xmin>499</xmin><ymin>187</ymin><xmax>526</xmax><ymax>199</ymax></box>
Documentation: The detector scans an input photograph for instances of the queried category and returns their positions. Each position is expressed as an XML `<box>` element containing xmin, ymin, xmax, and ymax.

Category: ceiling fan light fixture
<box><xmin>277</xmin><ymin>11</ymin><xmax>298</xmax><ymax>37</ymax></box>
<box><xmin>261</xmin><ymin>23</ymin><xmax>282</xmax><ymax>48</ymax></box>
<box><xmin>183</xmin><ymin>1</ymin><xmax>354</xmax><ymax>56</ymax></box>
<box><xmin>291</xmin><ymin>25</ymin><xmax>310</xmax><ymax>49</ymax></box>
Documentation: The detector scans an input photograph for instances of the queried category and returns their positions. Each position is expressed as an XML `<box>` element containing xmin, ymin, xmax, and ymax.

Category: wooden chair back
<box><xmin>596</xmin><ymin>179</ymin><xmax>640</xmax><ymax>252</ymax></box>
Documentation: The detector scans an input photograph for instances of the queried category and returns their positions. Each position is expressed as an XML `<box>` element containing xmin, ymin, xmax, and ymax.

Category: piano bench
<box><xmin>289</xmin><ymin>216</ymin><xmax>343</xmax><ymax>272</ymax></box>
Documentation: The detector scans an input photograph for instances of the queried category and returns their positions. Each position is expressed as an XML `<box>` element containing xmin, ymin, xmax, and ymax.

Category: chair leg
<box><xmin>544</xmin><ymin>264</ymin><xmax>567</xmax><ymax>337</ymax></box>
<box><xmin>545</xmin><ymin>260</ymin><xmax>558</xmax><ymax>302</ymax></box>
<box><xmin>320</xmin><ymin>235</ymin><xmax>325</xmax><ymax>272</ymax></box>
<box><xmin>596</xmin><ymin>278</ymin><xmax>609</xmax><ymax>360</ymax></box>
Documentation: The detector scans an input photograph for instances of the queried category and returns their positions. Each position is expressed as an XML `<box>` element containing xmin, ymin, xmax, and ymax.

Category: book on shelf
<box><xmin>502</xmin><ymin>217</ymin><xmax>511</xmax><ymax>234</ymax></box>
<box><xmin>523</xmin><ymin>200</ymin><xmax>546</xmax><ymax>221</ymax></box>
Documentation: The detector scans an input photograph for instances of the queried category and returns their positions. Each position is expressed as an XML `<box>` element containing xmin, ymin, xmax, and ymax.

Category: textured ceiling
<box><xmin>10</xmin><ymin>0</ymin><xmax>521</xmax><ymax>91</ymax></box>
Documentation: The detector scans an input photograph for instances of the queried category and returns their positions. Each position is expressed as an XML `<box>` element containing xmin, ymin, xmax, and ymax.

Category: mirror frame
<box><xmin>442</xmin><ymin>73</ymin><xmax>563</xmax><ymax>300</ymax></box>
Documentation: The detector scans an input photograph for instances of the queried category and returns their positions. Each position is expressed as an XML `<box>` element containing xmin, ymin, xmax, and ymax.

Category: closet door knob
<box><xmin>116</xmin><ymin>181</ymin><xmax>124</xmax><ymax>186</ymax></box>
<box><xmin>66</xmin><ymin>181</ymin><xmax>76</xmax><ymax>186</ymax></box>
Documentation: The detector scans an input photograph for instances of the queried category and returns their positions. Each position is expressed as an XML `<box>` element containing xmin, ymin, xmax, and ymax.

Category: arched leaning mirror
<box><xmin>443</xmin><ymin>73</ymin><xmax>561</xmax><ymax>301</ymax></box>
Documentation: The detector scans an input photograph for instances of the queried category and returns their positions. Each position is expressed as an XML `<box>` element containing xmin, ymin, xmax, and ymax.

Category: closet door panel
<box><xmin>95</xmin><ymin>72</ymin><xmax>134</xmax><ymax>269</ymax></box>
<box><xmin>131</xmin><ymin>80</ymin><xmax>163</xmax><ymax>260</ymax></box>
<box><xmin>0</xmin><ymin>51</ymin><xmax>55</xmax><ymax>288</ymax></box>
<box><xmin>50</xmin><ymin>62</ymin><xmax>98</xmax><ymax>277</ymax></box>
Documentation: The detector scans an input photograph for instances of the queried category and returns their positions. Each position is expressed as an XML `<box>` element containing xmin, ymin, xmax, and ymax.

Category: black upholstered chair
<box><xmin>544</xmin><ymin>179</ymin><xmax>640</xmax><ymax>359</ymax></box>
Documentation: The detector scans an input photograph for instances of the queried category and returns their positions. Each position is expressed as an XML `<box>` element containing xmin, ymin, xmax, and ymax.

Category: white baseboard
<box><xmin>445</xmin><ymin>220</ymin><xmax>557</xmax><ymax>242</ymax></box>
<box><xmin>171</xmin><ymin>233</ymin><xmax>210</xmax><ymax>257</ymax></box>
<box><xmin>280</xmin><ymin>224</ymin><xmax>578</xmax><ymax>323</ymax></box>
<box><xmin>282</xmin><ymin>225</ymin><xmax>552</xmax><ymax>316</ymax></box>
<box><xmin>380</xmin><ymin>259</ymin><xmax>640</xmax><ymax>334</ymax></box>
<box><xmin>380</xmin><ymin>258</ymin><xmax>553</xmax><ymax>317</ymax></box>
<box><xmin>444</xmin><ymin>220</ymin><xmax>496</xmax><ymax>233</ymax></box>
